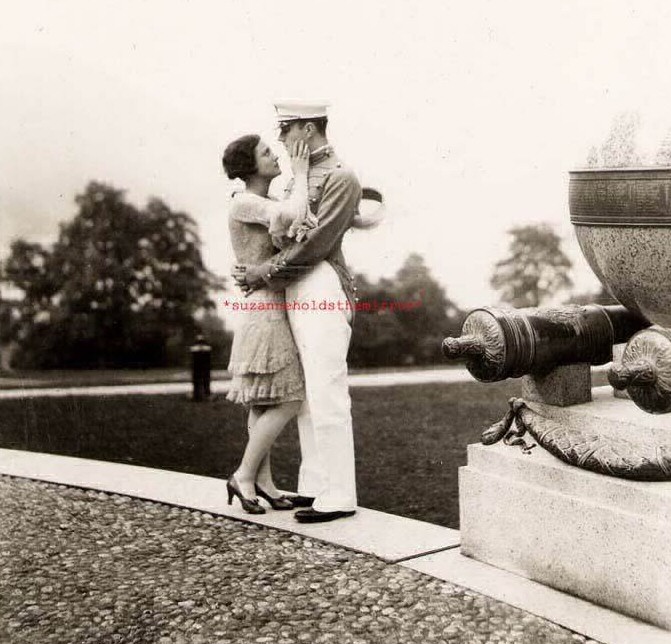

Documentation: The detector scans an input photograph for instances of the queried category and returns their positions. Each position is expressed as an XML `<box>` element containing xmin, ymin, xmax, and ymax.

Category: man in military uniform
<box><xmin>233</xmin><ymin>101</ymin><xmax>360</xmax><ymax>523</ymax></box>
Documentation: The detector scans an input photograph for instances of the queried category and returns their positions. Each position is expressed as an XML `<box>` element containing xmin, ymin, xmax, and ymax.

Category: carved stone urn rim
<box><xmin>570</xmin><ymin>166</ymin><xmax>671</xmax><ymax>174</ymax></box>
<box><xmin>570</xmin><ymin>166</ymin><xmax>671</xmax><ymax>226</ymax></box>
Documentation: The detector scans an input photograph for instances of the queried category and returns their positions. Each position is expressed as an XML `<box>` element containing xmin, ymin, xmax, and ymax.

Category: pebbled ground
<box><xmin>0</xmin><ymin>476</ymin><xmax>600</xmax><ymax>644</ymax></box>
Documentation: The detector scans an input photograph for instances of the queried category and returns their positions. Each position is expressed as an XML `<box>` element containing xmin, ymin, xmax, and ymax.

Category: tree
<box><xmin>348</xmin><ymin>254</ymin><xmax>464</xmax><ymax>367</ymax></box>
<box><xmin>599</xmin><ymin>111</ymin><xmax>641</xmax><ymax>168</ymax></box>
<box><xmin>348</xmin><ymin>273</ymin><xmax>407</xmax><ymax>367</ymax></box>
<box><xmin>564</xmin><ymin>285</ymin><xmax>618</xmax><ymax>306</ymax></box>
<box><xmin>392</xmin><ymin>253</ymin><xmax>463</xmax><ymax>363</ymax></box>
<box><xmin>491</xmin><ymin>224</ymin><xmax>573</xmax><ymax>308</ymax></box>
<box><xmin>656</xmin><ymin>127</ymin><xmax>671</xmax><ymax>165</ymax></box>
<box><xmin>6</xmin><ymin>181</ymin><xmax>224</xmax><ymax>368</ymax></box>
<box><xmin>1</xmin><ymin>241</ymin><xmax>55</xmax><ymax>368</ymax></box>
<box><xmin>586</xmin><ymin>146</ymin><xmax>599</xmax><ymax>168</ymax></box>
<box><xmin>194</xmin><ymin>302</ymin><xmax>233</xmax><ymax>368</ymax></box>
<box><xmin>0</xmin><ymin>264</ymin><xmax>23</xmax><ymax>370</ymax></box>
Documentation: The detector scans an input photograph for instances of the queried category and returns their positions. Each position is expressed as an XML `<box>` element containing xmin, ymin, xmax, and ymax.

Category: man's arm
<box><xmin>240</xmin><ymin>168</ymin><xmax>362</xmax><ymax>292</ymax></box>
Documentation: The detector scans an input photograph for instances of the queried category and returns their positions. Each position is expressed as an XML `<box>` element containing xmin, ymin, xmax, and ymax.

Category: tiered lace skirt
<box><xmin>226</xmin><ymin>290</ymin><xmax>305</xmax><ymax>406</ymax></box>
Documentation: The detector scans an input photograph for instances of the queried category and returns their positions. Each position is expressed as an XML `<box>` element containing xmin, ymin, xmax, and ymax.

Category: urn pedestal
<box><xmin>449</xmin><ymin>167</ymin><xmax>671</xmax><ymax>630</ymax></box>
<box><xmin>459</xmin><ymin>386</ymin><xmax>671</xmax><ymax>630</ymax></box>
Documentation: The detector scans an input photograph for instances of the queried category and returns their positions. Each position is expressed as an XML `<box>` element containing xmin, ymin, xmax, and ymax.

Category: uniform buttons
<box><xmin>266</xmin><ymin>273</ymin><xmax>271</xmax><ymax>279</ymax></box>
<box><xmin>281</xmin><ymin>260</ymin><xmax>287</xmax><ymax>266</ymax></box>
<box><xmin>353</xmin><ymin>286</ymin><xmax>358</xmax><ymax>292</ymax></box>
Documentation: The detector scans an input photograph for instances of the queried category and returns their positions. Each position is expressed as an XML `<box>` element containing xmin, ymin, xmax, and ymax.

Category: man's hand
<box><xmin>232</xmin><ymin>264</ymin><xmax>266</xmax><ymax>297</ymax></box>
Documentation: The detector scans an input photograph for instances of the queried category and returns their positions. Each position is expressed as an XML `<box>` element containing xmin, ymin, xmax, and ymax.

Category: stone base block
<box><xmin>521</xmin><ymin>363</ymin><xmax>592</xmax><ymax>406</ymax></box>
<box><xmin>460</xmin><ymin>439</ymin><xmax>671</xmax><ymax>630</ymax></box>
<box><xmin>530</xmin><ymin>385</ymin><xmax>670</xmax><ymax>443</ymax></box>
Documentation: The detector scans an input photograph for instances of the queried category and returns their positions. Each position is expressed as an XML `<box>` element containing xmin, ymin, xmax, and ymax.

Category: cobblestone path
<box><xmin>0</xmin><ymin>476</ymin><xmax>599</xmax><ymax>644</ymax></box>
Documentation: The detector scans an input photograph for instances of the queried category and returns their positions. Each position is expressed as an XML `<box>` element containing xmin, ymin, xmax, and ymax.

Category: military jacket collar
<box><xmin>309</xmin><ymin>144</ymin><xmax>334</xmax><ymax>165</ymax></box>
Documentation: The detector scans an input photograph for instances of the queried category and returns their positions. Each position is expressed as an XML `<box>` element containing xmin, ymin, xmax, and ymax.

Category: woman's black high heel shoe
<box><xmin>227</xmin><ymin>476</ymin><xmax>265</xmax><ymax>514</ymax></box>
<box><xmin>255</xmin><ymin>484</ymin><xmax>294</xmax><ymax>510</ymax></box>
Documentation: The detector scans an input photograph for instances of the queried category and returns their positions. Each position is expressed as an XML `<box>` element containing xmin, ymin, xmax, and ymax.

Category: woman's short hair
<box><xmin>222</xmin><ymin>134</ymin><xmax>260</xmax><ymax>180</ymax></box>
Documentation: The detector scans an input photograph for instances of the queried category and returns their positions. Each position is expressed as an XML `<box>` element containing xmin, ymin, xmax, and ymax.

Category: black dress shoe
<box><xmin>294</xmin><ymin>508</ymin><xmax>356</xmax><ymax>523</ymax></box>
<box><xmin>254</xmin><ymin>484</ymin><xmax>294</xmax><ymax>510</ymax></box>
<box><xmin>226</xmin><ymin>476</ymin><xmax>265</xmax><ymax>515</ymax></box>
<box><xmin>288</xmin><ymin>495</ymin><xmax>315</xmax><ymax>508</ymax></box>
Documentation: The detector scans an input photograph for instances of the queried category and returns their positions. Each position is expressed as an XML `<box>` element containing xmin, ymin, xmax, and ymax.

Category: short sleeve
<box><xmin>229</xmin><ymin>185</ymin><xmax>308</xmax><ymax>236</ymax></box>
<box><xmin>229</xmin><ymin>194</ymin><xmax>276</xmax><ymax>227</ymax></box>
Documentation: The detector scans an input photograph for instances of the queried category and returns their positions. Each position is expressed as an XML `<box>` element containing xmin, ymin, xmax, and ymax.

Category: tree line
<box><xmin>1</xmin><ymin>180</ymin><xmax>593</xmax><ymax>371</ymax></box>
<box><xmin>1</xmin><ymin>182</ymin><xmax>224</xmax><ymax>369</ymax></box>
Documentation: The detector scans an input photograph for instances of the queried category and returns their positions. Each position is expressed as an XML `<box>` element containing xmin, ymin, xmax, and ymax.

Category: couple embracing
<box><xmin>222</xmin><ymin>102</ymin><xmax>376</xmax><ymax>524</ymax></box>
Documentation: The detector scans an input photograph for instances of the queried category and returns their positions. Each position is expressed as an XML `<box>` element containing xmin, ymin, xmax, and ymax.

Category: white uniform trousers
<box><xmin>286</xmin><ymin>261</ymin><xmax>357</xmax><ymax>512</ymax></box>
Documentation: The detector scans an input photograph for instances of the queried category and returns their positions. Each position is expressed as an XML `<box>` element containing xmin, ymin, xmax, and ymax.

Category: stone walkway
<box><xmin>0</xmin><ymin>475</ymin><xmax>599</xmax><ymax>644</ymax></box>
<box><xmin>0</xmin><ymin>367</ymin><xmax>479</xmax><ymax>400</ymax></box>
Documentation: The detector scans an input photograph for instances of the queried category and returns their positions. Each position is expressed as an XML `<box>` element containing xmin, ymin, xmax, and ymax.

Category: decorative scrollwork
<box><xmin>483</xmin><ymin>398</ymin><xmax>671</xmax><ymax>481</ymax></box>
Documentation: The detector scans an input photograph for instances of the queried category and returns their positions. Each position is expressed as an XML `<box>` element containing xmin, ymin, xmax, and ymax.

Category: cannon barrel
<box><xmin>442</xmin><ymin>304</ymin><xmax>649</xmax><ymax>382</ymax></box>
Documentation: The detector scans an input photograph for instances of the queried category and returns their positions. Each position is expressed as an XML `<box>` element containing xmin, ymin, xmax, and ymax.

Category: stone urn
<box><xmin>569</xmin><ymin>167</ymin><xmax>671</xmax><ymax>411</ymax></box>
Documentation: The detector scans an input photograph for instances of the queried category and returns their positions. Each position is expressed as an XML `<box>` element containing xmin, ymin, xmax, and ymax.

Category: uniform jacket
<box><xmin>257</xmin><ymin>144</ymin><xmax>361</xmax><ymax>320</ymax></box>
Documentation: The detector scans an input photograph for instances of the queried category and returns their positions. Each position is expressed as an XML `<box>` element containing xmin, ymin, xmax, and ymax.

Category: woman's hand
<box><xmin>232</xmin><ymin>264</ymin><xmax>264</xmax><ymax>297</ymax></box>
<box><xmin>289</xmin><ymin>140</ymin><xmax>309</xmax><ymax>176</ymax></box>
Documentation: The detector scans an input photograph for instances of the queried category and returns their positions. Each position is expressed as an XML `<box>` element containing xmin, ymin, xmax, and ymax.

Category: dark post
<box><xmin>190</xmin><ymin>334</ymin><xmax>212</xmax><ymax>401</ymax></box>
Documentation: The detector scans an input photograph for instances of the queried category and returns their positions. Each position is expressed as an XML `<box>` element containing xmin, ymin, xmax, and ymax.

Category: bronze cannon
<box><xmin>442</xmin><ymin>304</ymin><xmax>648</xmax><ymax>382</ymax></box>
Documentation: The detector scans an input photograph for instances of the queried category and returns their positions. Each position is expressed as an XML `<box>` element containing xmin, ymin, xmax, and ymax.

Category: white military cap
<box><xmin>274</xmin><ymin>101</ymin><xmax>329</xmax><ymax>123</ymax></box>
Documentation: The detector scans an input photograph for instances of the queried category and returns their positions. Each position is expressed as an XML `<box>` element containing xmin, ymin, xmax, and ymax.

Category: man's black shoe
<box><xmin>288</xmin><ymin>495</ymin><xmax>315</xmax><ymax>508</ymax></box>
<box><xmin>294</xmin><ymin>509</ymin><xmax>356</xmax><ymax>523</ymax></box>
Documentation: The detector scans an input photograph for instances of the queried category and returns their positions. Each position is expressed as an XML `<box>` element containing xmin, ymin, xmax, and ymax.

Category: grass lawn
<box><xmin>0</xmin><ymin>368</ymin><xmax>201</xmax><ymax>389</ymax></box>
<box><xmin>0</xmin><ymin>380</ymin><xmax>525</xmax><ymax>529</ymax></box>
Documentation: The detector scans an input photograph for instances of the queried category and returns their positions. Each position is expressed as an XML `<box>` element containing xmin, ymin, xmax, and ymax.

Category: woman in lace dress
<box><xmin>221</xmin><ymin>135</ymin><xmax>315</xmax><ymax>514</ymax></box>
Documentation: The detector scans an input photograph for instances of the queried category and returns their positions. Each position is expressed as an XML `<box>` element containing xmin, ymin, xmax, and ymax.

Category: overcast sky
<box><xmin>3</xmin><ymin>1</ymin><xmax>671</xmax><ymax>312</ymax></box>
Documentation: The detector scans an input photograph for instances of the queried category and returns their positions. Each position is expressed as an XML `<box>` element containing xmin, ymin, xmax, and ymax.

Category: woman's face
<box><xmin>254</xmin><ymin>141</ymin><xmax>281</xmax><ymax>179</ymax></box>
